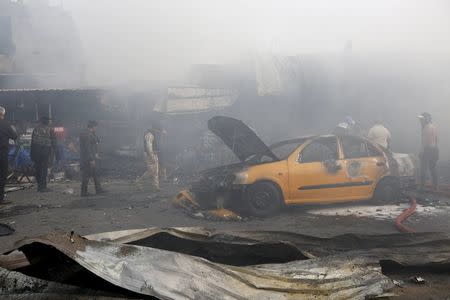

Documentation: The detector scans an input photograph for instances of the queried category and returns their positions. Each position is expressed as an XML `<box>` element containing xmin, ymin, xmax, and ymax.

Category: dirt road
<box><xmin>1</xmin><ymin>178</ymin><xmax>450</xmax><ymax>253</ymax></box>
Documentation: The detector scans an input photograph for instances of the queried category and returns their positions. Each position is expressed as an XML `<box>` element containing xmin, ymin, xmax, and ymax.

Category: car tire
<box><xmin>373</xmin><ymin>178</ymin><xmax>400</xmax><ymax>204</ymax></box>
<box><xmin>245</xmin><ymin>181</ymin><xmax>283</xmax><ymax>217</ymax></box>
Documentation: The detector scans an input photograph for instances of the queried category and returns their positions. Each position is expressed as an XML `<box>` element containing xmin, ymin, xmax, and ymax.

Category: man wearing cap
<box><xmin>79</xmin><ymin>120</ymin><xmax>105</xmax><ymax>197</ymax></box>
<box><xmin>418</xmin><ymin>112</ymin><xmax>439</xmax><ymax>190</ymax></box>
<box><xmin>31</xmin><ymin>116</ymin><xmax>59</xmax><ymax>192</ymax></box>
<box><xmin>0</xmin><ymin>106</ymin><xmax>18</xmax><ymax>203</ymax></box>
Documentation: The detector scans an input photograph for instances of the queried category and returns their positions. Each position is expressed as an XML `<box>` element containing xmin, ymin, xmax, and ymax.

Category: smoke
<box><xmin>60</xmin><ymin>0</ymin><xmax>450</xmax><ymax>160</ymax></box>
<box><xmin>63</xmin><ymin>0</ymin><xmax>450</xmax><ymax>84</ymax></box>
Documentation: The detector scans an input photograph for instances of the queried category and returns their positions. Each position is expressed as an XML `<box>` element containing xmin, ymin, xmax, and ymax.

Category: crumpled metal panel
<box><xmin>0</xmin><ymin>267</ymin><xmax>132</xmax><ymax>299</ymax></box>
<box><xmin>12</xmin><ymin>233</ymin><xmax>391</xmax><ymax>299</ymax></box>
<box><xmin>3</xmin><ymin>229</ymin><xmax>450</xmax><ymax>300</ymax></box>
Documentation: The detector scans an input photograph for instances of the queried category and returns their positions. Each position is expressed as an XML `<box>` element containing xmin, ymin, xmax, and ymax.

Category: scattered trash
<box><xmin>204</xmin><ymin>208</ymin><xmax>243</xmax><ymax>221</ymax></box>
<box><xmin>393</xmin><ymin>279</ymin><xmax>404</xmax><ymax>287</ymax></box>
<box><xmin>173</xmin><ymin>190</ymin><xmax>244</xmax><ymax>221</ymax></box>
<box><xmin>4</xmin><ymin>184</ymin><xmax>33</xmax><ymax>193</ymax></box>
<box><xmin>308</xmin><ymin>204</ymin><xmax>450</xmax><ymax>221</ymax></box>
<box><xmin>193</xmin><ymin>212</ymin><xmax>204</xmax><ymax>218</ymax></box>
<box><xmin>51</xmin><ymin>172</ymin><xmax>65</xmax><ymax>182</ymax></box>
<box><xmin>146</xmin><ymin>194</ymin><xmax>161</xmax><ymax>202</ymax></box>
<box><xmin>62</xmin><ymin>188</ymin><xmax>74</xmax><ymax>195</ymax></box>
<box><xmin>410</xmin><ymin>276</ymin><xmax>426</xmax><ymax>284</ymax></box>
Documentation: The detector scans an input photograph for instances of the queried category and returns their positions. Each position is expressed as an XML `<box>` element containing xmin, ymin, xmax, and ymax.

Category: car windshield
<box><xmin>271</xmin><ymin>140</ymin><xmax>307</xmax><ymax>159</ymax></box>
<box><xmin>244</xmin><ymin>139</ymin><xmax>306</xmax><ymax>164</ymax></box>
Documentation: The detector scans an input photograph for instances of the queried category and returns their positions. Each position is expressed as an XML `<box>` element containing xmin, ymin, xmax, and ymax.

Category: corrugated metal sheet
<box><xmin>2</xmin><ymin>228</ymin><xmax>450</xmax><ymax>299</ymax></box>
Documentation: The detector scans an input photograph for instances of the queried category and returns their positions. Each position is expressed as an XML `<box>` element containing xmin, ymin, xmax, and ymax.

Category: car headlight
<box><xmin>233</xmin><ymin>171</ymin><xmax>249</xmax><ymax>184</ymax></box>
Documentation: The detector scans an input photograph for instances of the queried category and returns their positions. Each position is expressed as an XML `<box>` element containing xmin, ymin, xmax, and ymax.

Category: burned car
<box><xmin>176</xmin><ymin>116</ymin><xmax>416</xmax><ymax>217</ymax></box>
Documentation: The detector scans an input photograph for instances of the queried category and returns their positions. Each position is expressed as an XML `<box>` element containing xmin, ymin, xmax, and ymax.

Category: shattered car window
<box><xmin>341</xmin><ymin>136</ymin><xmax>370</xmax><ymax>159</ymax></box>
<box><xmin>300</xmin><ymin>137</ymin><xmax>338</xmax><ymax>163</ymax></box>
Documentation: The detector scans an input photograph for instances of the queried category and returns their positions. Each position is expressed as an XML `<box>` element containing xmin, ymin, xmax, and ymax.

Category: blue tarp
<box><xmin>8</xmin><ymin>144</ymin><xmax>79</xmax><ymax>170</ymax></box>
<box><xmin>8</xmin><ymin>146</ymin><xmax>33</xmax><ymax>169</ymax></box>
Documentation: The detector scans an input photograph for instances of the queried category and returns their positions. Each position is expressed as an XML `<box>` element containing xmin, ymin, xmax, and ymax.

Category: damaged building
<box><xmin>1</xmin><ymin>1</ymin><xmax>450</xmax><ymax>299</ymax></box>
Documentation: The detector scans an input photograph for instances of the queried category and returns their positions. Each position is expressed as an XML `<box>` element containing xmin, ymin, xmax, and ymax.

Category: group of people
<box><xmin>0</xmin><ymin>104</ymin><xmax>442</xmax><ymax>204</ymax></box>
<box><xmin>0</xmin><ymin>106</ymin><xmax>105</xmax><ymax>204</ymax></box>
<box><xmin>28</xmin><ymin>116</ymin><xmax>105</xmax><ymax>196</ymax></box>
<box><xmin>336</xmin><ymin>113</ymin><xmax>439</xmax><ymax>190</ymax></box>
<box><xmin>33</xmin><ymin>118</ymin><xmax>106</xmax><ymax>196</ymax></box>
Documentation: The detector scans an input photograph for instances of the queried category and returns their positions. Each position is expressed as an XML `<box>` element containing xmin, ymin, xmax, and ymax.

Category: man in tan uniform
<box><xmin>418</xmin><ymin>112</ymin><xmax>438</xmax><ymax>190</ymax></box>
<box><xmin>143</xmin><ymin>127</ymin><xmax>160</xmax><ymax>191</ymax></box>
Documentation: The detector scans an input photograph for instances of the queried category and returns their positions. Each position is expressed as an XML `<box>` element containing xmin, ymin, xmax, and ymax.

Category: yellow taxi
<box><xmin>181</xmin><ymin>116</ymin><xmax>415</xmax><ymax>217</ymax></box>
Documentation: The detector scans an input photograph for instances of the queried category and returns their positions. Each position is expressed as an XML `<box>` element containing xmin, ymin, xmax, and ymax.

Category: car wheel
<box><xmin>373</xmin><ymin>178</ymin><xmax>400</xmax><ymax>204</ymax></box>
<box><xmin>245</xmin><ymin>182</ymin><xmax>283</xmax><ymax>217</ymax></box>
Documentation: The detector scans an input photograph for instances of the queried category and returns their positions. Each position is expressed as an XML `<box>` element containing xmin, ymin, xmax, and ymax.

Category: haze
<box><xmin>61</xmin><ymin>0</ymin><xmax>450</xmax><ymax>85</ymax></box>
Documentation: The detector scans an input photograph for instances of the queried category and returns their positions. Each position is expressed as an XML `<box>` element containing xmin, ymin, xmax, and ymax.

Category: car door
<box><xmin>339</xmin><ymin>135</ymin><xmax>388</xmax><ymax>199</ymax></box>
<box><xmin>287</xmin><ymin>136</ymin><xmax>354</xmax><ymax>204</ymax></box>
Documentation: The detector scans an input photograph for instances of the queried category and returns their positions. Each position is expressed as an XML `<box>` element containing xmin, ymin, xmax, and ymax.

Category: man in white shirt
<box><xmin>368</xmin><ymin>121</ymin><xmax>391</xmax><ymax>150</ymax></box>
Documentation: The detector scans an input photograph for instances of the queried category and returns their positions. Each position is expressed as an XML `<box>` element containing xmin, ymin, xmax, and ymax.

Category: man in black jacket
<box><xmin>31</xmin><ymin>116</ymin><xmax>59</xmax><ymax>193</ymax></box>
<box><xmin>0</xmin><ymin>106</ymin><xmax>18</xmax><ymax>203</ymax></box>
<box><xmin>79</xmin><ymin>120</ymin><xmax>105</xmax><ymax>197</ymax></box>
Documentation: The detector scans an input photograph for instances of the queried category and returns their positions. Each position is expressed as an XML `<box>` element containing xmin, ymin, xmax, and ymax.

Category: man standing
<box><xmin>79</xmin><ymin>120</ymin><xmax>105</xmax><ymax>197</ymax></box>
<box><xmin>0</xmin><ymin>106</ymin><xmax>18</xmax><ymax>203</ymax></box>
<box><xmin>418</xmin><ymin>112</ymin><xmax>439</xmax><ymax>190</ymax></box>
<box><xmin>143</xmin><ymin>125</ymin><xmax>161</xmax><ymax>191</ymax></box>
<box><xmin>31</xmin><ymin>116</ymin><xmax>58</xmax><ymax>193</ymax></box>
<box><xmin>368</xmin><ymin>121</ymin><xmax>391</xmax><ymax>150</ymax></box>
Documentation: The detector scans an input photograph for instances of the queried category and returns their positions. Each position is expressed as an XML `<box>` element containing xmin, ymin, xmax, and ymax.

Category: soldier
<box><xmin>143</xmin><ymin>124</ymin><xmax>162</xmax><ymax>191</ymax></box>
<box><xmin>30</xmin><ymin>116</ymin><xmax>58</xmax><ymax>193</ymax></box>
<box><xmin>0</xmin><ymin>106</ymin><xmax>18</xmax><ymax>203</ymax></box>
<box><xmin>79</xmin><ymin>120</ymin><xmax>105</xmax><ymax>197</ymax></box>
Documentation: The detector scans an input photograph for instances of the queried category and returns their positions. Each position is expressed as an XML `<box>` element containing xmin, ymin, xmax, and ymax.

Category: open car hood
<box><xmin>208</xmin><ymin>116</ymin><xmax>278</xmax><ymax>162</ymax></box>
